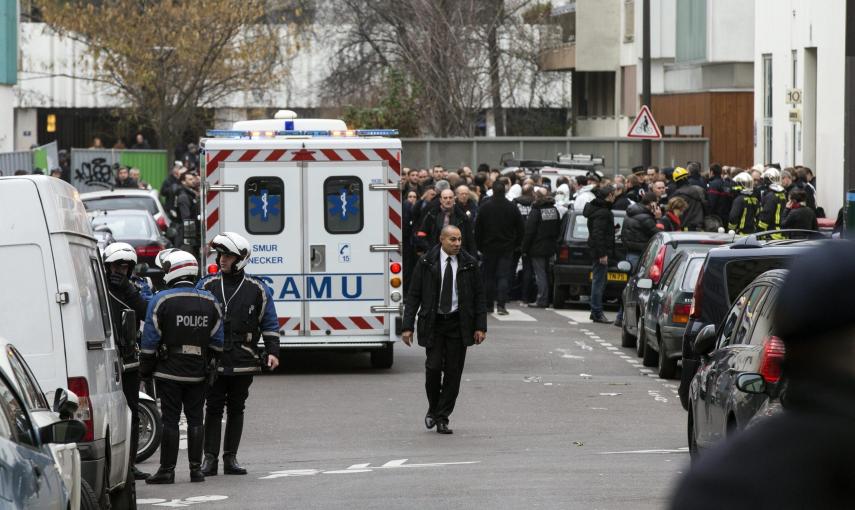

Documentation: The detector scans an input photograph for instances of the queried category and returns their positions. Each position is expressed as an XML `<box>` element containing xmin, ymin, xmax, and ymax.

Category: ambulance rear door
<box><xmin>220</xmin><ymin>161</ymin><xmax>304</xmax><ymax>336</ymax></box>
<box><xmin>304</xmin><ymin>161</ymin><xmax>387</xmax><ymax>338</ymax></box>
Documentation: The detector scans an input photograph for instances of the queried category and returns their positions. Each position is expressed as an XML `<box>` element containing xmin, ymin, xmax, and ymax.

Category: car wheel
<box><xmin>657</xmin><ymin>333</ymin><xmax>678</xmax><ymax>379</ymax></box>
<box><xmin>81</xmin><ymin>477</ymin><xmax>100</xmax><ymax>510</ymax></box>
<box><xmin>688</xmin><ymin>407</ymin><xmax>699</xmax><ymax>461</ymax></box>
<box><xmin>635</xmin><ymin>316</ymin><xmax>646</xmax><ymax>357</ymax></box>
<box><xmin>109</xmin><ymin>461</ymin><xmax>137</xmax><ymax>510</ymax></box>
<box><xmin>620</xmin><ymin>317</ymin><xmax>636</xmax><ymax>348</ymax></box>
<box><xmin>136</xmin><ymin>399</ymin><xmax>162</xmax><ymax>463</ymax></box>
<box><xmin>552</xmin><ymin>284</ymin><xmax>568</xmax><ymax>309</ymax></box>
<box><xmin>370</xmin><ymin>343</ymin><xmax>394</xmax><ymax>369</ymax></box>
<box><xmin>642</xmin><ymin>330</ymin><xmax>658</xmax><ymax>367</ymax></box>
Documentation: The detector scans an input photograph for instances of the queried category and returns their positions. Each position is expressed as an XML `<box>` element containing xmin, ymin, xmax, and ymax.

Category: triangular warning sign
<box><xmin>627</xmin><ymin>105</ymin><xmax>662</xmax><ymax>139</ymax></box>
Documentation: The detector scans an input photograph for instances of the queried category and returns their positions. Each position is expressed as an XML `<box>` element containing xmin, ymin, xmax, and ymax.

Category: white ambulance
<box><xmin>200</xmin><ymin>111</ymin><xmax>403</xmax><ymax>368</ymax></box>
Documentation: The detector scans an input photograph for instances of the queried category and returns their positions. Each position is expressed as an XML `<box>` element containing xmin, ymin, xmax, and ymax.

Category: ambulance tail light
<box><xmin>207</xmin><ymin>263</ymin><xmax>219</xmax><ymax>275</ymax></box>
<box><xmin>390</xmin><ymin>277</ymin><xmax>401</xmax><ymax>288</ymax></box>
<box><xmin>390</xmin><ymin>262</ymin><xmax>401</xmax><ymax>274</ymax></box>
<box><xmin>67</xmin><ymin>377</ymin><xmax>94</xmax><ymax>442</ymax></box>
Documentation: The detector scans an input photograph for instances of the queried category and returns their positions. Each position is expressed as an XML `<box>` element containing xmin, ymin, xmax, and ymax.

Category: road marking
<box><xmin>605</xmin><ymin>346</ymin><xmax>618</xmax><ymax>351</ymax></box>
<box><xmin>574</xmin><ymin>340</ymin><xmax>593</xmax><ymax>351</ymax></box>
<box><xmin>555</xmin><ymin>348</ymin><xmax>584</xmax><ymax>360</ymax></box>
<box><xmin>553</xmin><ymin>310</ymin><xmax>592</xmax><ymax>323</ymax></box>
<box><xmin>260</xmin><ymin>459</ymin><xmax>481</xmax><ymax>480</ymax></box>
<box><xmin>599</xmin><ymin>447</ymin><xmax>689</xmax><ymax>455</ymax></box>
<box><xmin>324</xmin><ymin>463</ymin><xmax>373</xmax><ymax>474</ymax></box>
<box><xmin>138</xmin><ymin>495</ymin><xmax>229</xmax><ymax>507</ymax></box>
<box><xmin>599</xmin><ymin>392</ymin><xmax>622</xmax><ymax>396</ymax></box>
<box><xmin>491</xmin><ymin>309</ymin><xmax>536</xmax><ymax>321</ymax></box>
<box><xmin>639</xmin><ymin>368</ymin><xmax>653</xmax><ymax>373</ymax></box>
<box><xmin>648</xmin><ymin>390</ymin><xmax>668</xmax><ymax>403</ymax></box>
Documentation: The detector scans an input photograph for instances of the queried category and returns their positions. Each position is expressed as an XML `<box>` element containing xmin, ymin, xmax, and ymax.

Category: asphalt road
<box><xmin>136</xmin><ymin>304</ymin><xmax>689</xmax><ymax>509</ymax></box>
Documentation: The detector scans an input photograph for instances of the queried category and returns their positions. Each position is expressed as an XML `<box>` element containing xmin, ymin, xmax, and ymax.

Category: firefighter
<box><xmin>103</xmin><ymin>242</ymin><xmax>151</xmax><ymax>480</ymax></box>
<box><xmin>197</xmin><ymin>232</ymin><xmax>280</xmax><ymax>476</ymax></box>
<box><xmin>757</xmin><ymin>167</ymin><xmax>787</xmax><ymax>236</ymax></box>
<box><xmin>141</xmin><ymin>250</ymin><xmax>223</xmax><ymax>484</ymax></box>
<box><xmin>728</xmin><ymin>172</ymin><xmax>759</xmax><ymax>235</ymax></box>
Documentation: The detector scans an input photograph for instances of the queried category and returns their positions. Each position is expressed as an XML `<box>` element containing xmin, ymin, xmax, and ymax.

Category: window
<box><xmin>681</xmin><ymin>258</ymin><xmax>705</xmax><ymax>291</ymax></box>
<box><xmin>90</xmin><ymin>258</ymin><xmax>112</xmax><ymax>339</ymax></box>
<box><xmin>570</xmin><ymin>215</ymin><xmax>625</xmax><ymax>241</ymax></box>
<box><xmin>91</xmin><ymin>214</ymin><xmax>155</xmax><ymax>238</ymax></box>
<box><xmin>6</xmin><ymin>347</ymin><xmax>49</xmax><ymax>411</ymax></box>
<box><xmin>83</xmin><ymin>196</ymin><xmax>159</xmax><ymax>216</ymax></box>
<box><xmin>660</xmin><ymin>256</ymin><xmax>682</xmax><ymax>290</ymax></box>
<box><xmin>623</xmin><ymin>0</ymin><xmax>635</xmax><ymax>42</ymax></box>
<box><xmin>676</xmin><ymin>0</ymin><xmax>706</xmax><ymax>62</ymax></box>
<box><xmin>245</xmin><ymin>177</ymin><xmax>284</xmax><ymax>235</ymax></box>
<box><xmin>748</xmin><ymin>288</ymin><xmax>778</xmax><ymax>345</ymax></box>
<box><xmin>324</xmin><ymin>176</ymin><xmax>364</xmax><ymax>234</ymax></box>
<box><xmin>733</xmin><ymin>286</ymin><xmax>768</xmax><ymax>345</ymax></box>
<box><xmin>638</xmin><ymin>239</ymin><xmax>662</xmax><ymax>276</ymax></box>
<box><xmin>0</xmin><ymin>375</ymin><xmax>34</xmax><ymax>446</ymax></box>
<box><xmin>763</xmin><ymin>54</ymin><xmax>774</xmax><ymax>164</ymax></box>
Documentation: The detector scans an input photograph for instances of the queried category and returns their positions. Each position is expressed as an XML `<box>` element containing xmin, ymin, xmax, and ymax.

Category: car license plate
<box><xmin>589</xmin><ymin>272</ymin><xmax>628</xmax><ymax>282</ymax></box>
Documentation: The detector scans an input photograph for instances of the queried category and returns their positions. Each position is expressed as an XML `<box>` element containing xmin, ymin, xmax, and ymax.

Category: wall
<box><xmin>753</xmin><ymin>0</ymin><xmax>845</xmax><ymax>214</ymax></box>
<box><xmin>576</xmin><ymin>0</ymin><xmax>620</xmax><ymax>71</ymax></box>
<box><xmin>13</xmin><ymin>108</ymin><xmax>37</xmax><ymax>151</ymax></box>
<box><xmin>707</xmin><ymin>0</ymin><xmax>755</xmax><ymax>62</ymax></box>
<box><xmin>0</xmin><ymin>85</ymin><xmax>13</xmax><ymax>152</ymax></box>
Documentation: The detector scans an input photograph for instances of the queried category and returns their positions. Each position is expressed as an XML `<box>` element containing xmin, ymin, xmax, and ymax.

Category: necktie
<box><xmin>440</xmin><ymin>257</ymin><xmax>453</xmax><ymax>313</ymax></box>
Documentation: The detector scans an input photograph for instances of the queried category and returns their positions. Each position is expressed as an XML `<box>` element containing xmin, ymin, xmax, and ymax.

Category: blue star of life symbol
<box><xmin>327</xmin><ymin>188</ymin><xmax>359</xmax><ymax>220</ymax></box>
<box><xmin>249</xmin><ymin>190</ymin><xmax>280</xmax><ymax>222</ymax></box>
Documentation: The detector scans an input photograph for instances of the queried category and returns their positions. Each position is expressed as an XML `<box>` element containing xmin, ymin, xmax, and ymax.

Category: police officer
<box><xmin>197</xmin><ymin>232</ymin><xmax>280</xmax><ymax>476</ymax></box>
<box><xmin>727</xmin><ymin>172</ymin><xmax>759</xmax><ymax>235</ymax></box>
<box><xmin>757</xmin><ymin>167</ymin><xmax>787</xmax><ymax>235</ymax></box>
<box><xmin>176</xmin><ymin>170</ymin><xmax>201</xmax><ymax>258</ymax></box>
<box><xmin>103</xmin><ymin>242</ymin><xmax>152</xmax><ymax>480</ymax></box>
<box><xmin>141</xmin><ymin>250</ymin><xmax>223</xmax><ymax>484</ymax></box>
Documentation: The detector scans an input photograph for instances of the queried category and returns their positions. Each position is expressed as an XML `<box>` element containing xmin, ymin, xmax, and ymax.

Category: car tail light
<box><xmin>67</xmin><ymin>377</ymin><xmax>94</xmax><ymax>442</ymax></box>
<box><xmin>390</xmin><ymin>262</ymin><xmax>402</xmax><ymax>274</ymax></box>
<box><xmin>155</xmin><ymin>215</ymin><xmax>168</xmax><ymax>232</ymax></box>
<box><xmin>136</xmin><ymin>245</ymin><xmax>162</xmax><ymax>258</ymax></box>
<box><xmin>558</xmin><ymin>245</ymin><xmax>570</xmax><ymax>263</ymax></box>
<box><xmin>672</xmin><ymin>302</ymin><xmax>692</xmax><ymax>324</ymax></box>
<box><xmin>690</xmin><ymin>260</ymin><xmax>707</xmax><ymax>319</ymax></box>
<box><xmin>759</xmin><ymin>336</ymin><xmax>786</xmax><ymax>384</ymax></box>
<box><xmin>647</xmin><ymin>245</ymin><xmax>667</xmax><ymax>284</ymax></box>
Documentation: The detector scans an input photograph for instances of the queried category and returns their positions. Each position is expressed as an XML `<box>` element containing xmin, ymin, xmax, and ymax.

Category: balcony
<box><xmin>538</xmin><ymin>41</ymin><xmax>576</xmax><ymax>71</ymax></box>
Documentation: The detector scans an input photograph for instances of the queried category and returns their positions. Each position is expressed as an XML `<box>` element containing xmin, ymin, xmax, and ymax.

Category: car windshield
<box><xmin>570</xmin><ymin>215</ymin><xmax>625</xmax><ymax>240</ymax></box>
<box><xmin>91</xmin><ymin>214</ymin><xmax>154</xmax><ymax>239</ymax></box>
<box><xmin>682</xmin><ymin>258</ymin><xmax>705</xmax><ymax>291</ymax></box>
<box><xmin>84</xmin><ymin>196</ymin><xmax>158</xmax><ymax>216</ymax></box>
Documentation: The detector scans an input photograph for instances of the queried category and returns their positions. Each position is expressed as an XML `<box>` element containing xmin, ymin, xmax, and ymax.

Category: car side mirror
<box><xmin>120</xmin><ymin>310</ymin><xmax>137</xmax><ymax>349</ymax></box>
<box><xmin>637</xmin><ymin>278</ymin><xmax>653</xmax><ymax>290</ymax></box>
<box><xmin>693</xmin><ymin>324</ymin><xmax>717</xmax><ymax>355</ymax></box>
<box><xmin>52</xmin><ymin>388</ymin><xmax>79</xmax><ymax>420</ymax></box>
<box><xmin>736</xmin><ymin>373</ymin><xmax>767</xmax><ymax>395</ymax></box>
<box><xmin>39</xmin><ymin>419</ymin><xmax>87</xmax><ymax>444</ymax></box>
<box><xmin>616</xmin><ymin>261</ymin><xmax>632</xmax><ymax>272</ymax></box>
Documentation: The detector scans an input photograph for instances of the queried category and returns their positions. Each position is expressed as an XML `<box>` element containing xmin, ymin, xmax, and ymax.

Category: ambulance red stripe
<box><xmin>321</xmin><ymin>149</ymin><xmax>343</xmax><ymax>161</ymax></box>
<box><xmin>347</xmin><ymin>149</ymin><xmax>369</xmax><ymax>161</ymax></box>
<box><xmin>350</xmin><ymin>316</ymin><xmax>372</xmax><ymax>330</ymax></box>
<box><xmin>206</xmin><ymin>150</ymin><xmax>232</xmax><ymax>176</ymax></box>
<box><xmin>206</xmin><ymin>208</ymin><xmax>219</xmax><ymax>230</ymax></box>
<box><xmin>265</xmin><ymin>149</ymin><xmax>286</xmax><ymax>161</ymax></box>
<box><xmin>239</xmin><ymin>149</ymin><xmax>259</xmax><ymax>162</ymax></box>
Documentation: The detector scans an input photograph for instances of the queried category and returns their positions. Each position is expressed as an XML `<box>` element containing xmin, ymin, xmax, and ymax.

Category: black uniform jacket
<box><xmin>198</xmin><ymin>272</ymin><xmax>280</xmax><ymax>374</ymax></box>
<box><xmin>140</xmin><ymin>281</ymin><xmax>224</xmax><ymax>382</ymax></box>
<box><xmin>402</xmin><ymin>245</ymin><xmax>487</xmax><ymax>348</ymax></box>
<box><xmin>522</xmin><ymin>196</ymin><xmax>561</xmax><ymax>257</ymax></box>
<box><xmin>583</xmin><ymin>198</ymin><xmax>615</xmax><ymax>259</ymax></box>
<box><xmin>415</xmin><ymin>204</ymin><xmax>475</xmax><ymax>255</ymax></box>
<box><xmin>107</xmin><ymin>277</ymin><xmax>150</xmax><ymax>371</ymax></box>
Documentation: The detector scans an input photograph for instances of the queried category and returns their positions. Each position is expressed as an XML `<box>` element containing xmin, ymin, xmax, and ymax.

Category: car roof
<box><xmin>89</xmin><ymin>208</ymin><xmax>155</xmax><ymax>220</ymax></box>
<box><xmin>81</xmin><ymin>189</ymin><xmax>157</xmax><ymax>199</ymax></box>
<box><xmin>657</xmin><ymin>232</ymin><xmax>736</xmax><ymax>244</ymax></box>
<box><xmin>707</xmin><ymin>239</ymin><xmax>825</xmax><ymax>258</ymax></box>
<box><xmin>754</xmin><ymin>268</ymin><xmax>789</xmax><ymax>284</ymax></box>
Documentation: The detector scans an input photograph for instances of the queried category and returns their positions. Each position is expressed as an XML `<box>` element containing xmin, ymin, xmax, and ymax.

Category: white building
<box><xmin>753</xmin><ymin>0</ymin><xmax>845</xmax><ymax>214</ymax></box>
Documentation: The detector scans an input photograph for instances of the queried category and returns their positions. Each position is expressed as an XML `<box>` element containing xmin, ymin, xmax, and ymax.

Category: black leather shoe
<box><xmin>132</xmin><ymin>466</ymin><xmax>149</xmax><ymax>480</ymax></box>
<box><xmin>223</xmin><ymin>454</ymin><xmax>247</xmax><ymax>475</ymax></box>
<box><xmin>436</xmin><ymin>422</ymin><xmax>453</xmax><ymax>434</ymax></box>
<box><xmin>201</xmin><ymin>453</ymin><xmax>218</xmax><ymax>477</ymax></box>
<box><xmin>145</xmin><ymin>467</ymin><xmax>175</xmax><ymax>485</ymax></box>
<box><xmin>613</xmin><ymin>318</ymin><xmax>623</xmax><ymax>327</ymax></box>
<box><xmin>591</xmin><ymin>314</ymin><xmax>611</xmax><ymax>324</ymax></box>
<box><xmin>496</xmin><ymin>306</ymin><xmax>509</xmax><ymax>316</ymax></box>
<box><xmin>424</xmin><ymin>414</ymin><xmax>436</xmax><ymax>429</ymax></box>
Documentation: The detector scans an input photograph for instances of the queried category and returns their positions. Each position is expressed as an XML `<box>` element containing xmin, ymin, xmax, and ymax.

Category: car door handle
<box><xmin>114</xmin><ymin>360</ymin><xmax>121</xmax><ymax>383</ymax></box>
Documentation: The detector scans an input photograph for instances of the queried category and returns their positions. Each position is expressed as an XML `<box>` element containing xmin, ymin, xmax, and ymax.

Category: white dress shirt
<box><xmin>438</xmin><ymin>249</ymin><xmax>458</xmax><ymax>313</ymax></box>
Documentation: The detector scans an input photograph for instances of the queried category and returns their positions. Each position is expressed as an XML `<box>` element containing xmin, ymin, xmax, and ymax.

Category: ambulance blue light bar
<box><xmin>205</xmin><ymin>129</ymin><xmax>399</xmax><ymax>138</ymax></box>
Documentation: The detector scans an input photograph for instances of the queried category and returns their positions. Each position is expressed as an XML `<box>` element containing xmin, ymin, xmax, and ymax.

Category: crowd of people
<box><xmin>400</xmin><ymin>161</ymin><xmax>827</xmax><ymax>322</ymax></box>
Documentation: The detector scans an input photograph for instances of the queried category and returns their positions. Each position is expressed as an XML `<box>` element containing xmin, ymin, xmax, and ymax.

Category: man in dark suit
<box><xmin>402</xmin><ymin>225</ymin><xmax>487</xmax><ymax>435</ymax></box>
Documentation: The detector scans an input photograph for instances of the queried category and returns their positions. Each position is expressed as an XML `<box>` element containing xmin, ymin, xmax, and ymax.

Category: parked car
<box><xmin>0</xmin><ymin>337</ymin><xmax>95</xmax><ymax>509</ymax></box>
<box><xmin>678</xmin><ymin>231</ymin><xmax>827</xmax><ymax>409</ymax></box>
<box><xmin>687</xmin><ymin>269</ymin><xmax>788</xmax><ymax>458</ymax></box>
<box><xmin>80</xmin><ymin>188</ymin><xmax>172</xmax><ymax>232</ymax></box>
<box><xmin>621</xmin><ymin>232</ymin><xmax>735</xmax><ymax>353</ymax></box>
<box><xmin>0</xmin><ymin>175</ymin><xmax>137</xmax><ymax>508</ymax></box>
<box><xmin>89</xmin><ymin>209</ymin><xmax>172</xmax><ymax>280</ymax></box>
<box><xmin>552</xmin><ymin>209</ymin><xmax>626</xmax><ymax>308</ymax></box>
<box><xmin>637</xmin><ymin>251</ymin><xmax>707</xmax><ymax>378</ymax></box>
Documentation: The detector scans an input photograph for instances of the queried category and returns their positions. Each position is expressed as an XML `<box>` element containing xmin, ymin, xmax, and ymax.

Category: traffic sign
<box><xmin>626</xmin><ymin>105</ymin><xmax>662</xmax><ymax>139</ymax></box>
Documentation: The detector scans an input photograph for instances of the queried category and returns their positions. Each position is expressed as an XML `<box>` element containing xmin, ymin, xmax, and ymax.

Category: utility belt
<box><xmin>158</xmin><ymin>343</ymin><xmax>207</xmax><ymax>360</ymax></box>
<box><xmin>224</xmin><ymin>332</ymin><xmax>259</xmax><ymax>349</ymax></box>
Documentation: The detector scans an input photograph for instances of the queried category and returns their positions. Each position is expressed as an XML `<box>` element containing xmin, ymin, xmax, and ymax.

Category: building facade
<box><xmin>753</xmin><ymin>0</ymin><xmax>844</xmax><ymax>215</ymax></box>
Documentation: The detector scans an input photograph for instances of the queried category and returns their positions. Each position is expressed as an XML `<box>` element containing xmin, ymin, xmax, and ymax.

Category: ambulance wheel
<box><xmin>370</xmin><ymin>344</ymin><xmax>394</xmax><ymax>369</ymax></box>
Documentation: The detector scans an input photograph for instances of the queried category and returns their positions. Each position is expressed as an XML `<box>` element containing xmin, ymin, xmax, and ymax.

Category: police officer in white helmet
<box><xmin>197</xmin><ymin>232</ymin><xmax>279</xmax><ymax>476</ymax></box>
<box><xmin>141</xmin><ymin>250</ymin><xmax>224</xmax><ymax>484</ymax></box>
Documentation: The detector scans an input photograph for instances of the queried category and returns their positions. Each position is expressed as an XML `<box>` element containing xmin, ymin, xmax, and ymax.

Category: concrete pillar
<box><xmin>0</xmin><ymin>86</ymin><xmax>14</xmax><ymax>152</ymax></box>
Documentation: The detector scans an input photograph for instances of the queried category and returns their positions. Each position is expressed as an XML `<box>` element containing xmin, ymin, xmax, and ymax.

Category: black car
<box><xmin>678</xmin><ymin>231</ymin><xmax>827</xmax><ymax>409</ymax></box>
<box><xmin>89</xmin><ymin>209</ymin><xmax>172</xmax><ymax>279</ymax></box>
<box><xmin>688</xmin><ymin>269</ymin><xmax>788</xmax><ymax>458</ymax></box>
<box><xmin>552</xmin><ymin>209</ymin><xmax>626</xmax><ymax>308</ymax></box>
<box><xmin>638</xmin><ymin>251</ymin><xmax>707</xmax><ymax>378</ymax></box>
<box><xmin>621</xmin><ymin>232</ymin><xmax>735</xmax><ymax>353</ymax></box>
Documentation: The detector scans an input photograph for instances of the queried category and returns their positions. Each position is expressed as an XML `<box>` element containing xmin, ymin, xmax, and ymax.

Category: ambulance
<box><xmin>199</xmin><ymin>111</ymin><xmax>403</xmax><ymax>368</ymax></box>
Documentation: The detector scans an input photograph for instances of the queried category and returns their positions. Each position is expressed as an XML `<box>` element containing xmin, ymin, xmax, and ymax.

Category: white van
<box><xmin>0</xmin><ymin>176</ymin><xmax>134</xmax><ymax>505</ymax></box>
<box><xmin>201</xmin><ymin>112</ymin><xmax>403</xmax><ymax>367</ymax></box>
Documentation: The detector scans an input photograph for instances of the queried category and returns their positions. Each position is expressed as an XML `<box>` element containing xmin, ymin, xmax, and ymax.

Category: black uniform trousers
<box><xmin>121</xmin><ymin>370</ymin><xmax>139</xmax><ymax>462</ymax></box>
<box><xmin>204</xmin><ymin>374</ymin><xmax>253</xmax><ymax>456</ymax></box>
<box><xmin>157</xmin><ymin>378</ymin><xmax>206</xmax><ymax>429</ymax></box>
<box><xmin>425</xmin><ymin>314</ymin><xmax>468</xmax><ymax>424</ymax></box>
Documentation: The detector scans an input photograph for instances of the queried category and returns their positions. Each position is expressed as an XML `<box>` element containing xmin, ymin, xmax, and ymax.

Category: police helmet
<box><xmin>211</xmin><ymin>232</ymin><xmax>252</xmax><ymax>271</ymax></box>
<box><xmin>103</xmin><ymin>242</ymin><xmax>137</xmax><ymax>275</ymax></box>
<box><xmin>154</xmin><ymin>248</ymin><xmax>179</xmax><ymax>269</ymax></box>
<box><xmin>162</xmin><ymin>250</ymin><xmax>199</xmax><ymax>285</ymax></box>
<box><xmin>672</xmin><ymin>167</ymin><xmax>689</xmax><ymax>182</ymax></box>
<box><xmin>733</xmin><ymin>172</ymin><xmax>754</xmax><ymax>192</ymax></box>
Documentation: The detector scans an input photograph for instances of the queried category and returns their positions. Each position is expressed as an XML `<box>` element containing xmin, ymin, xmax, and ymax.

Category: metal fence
<box><xmin>70</xmin><ymin>149</ymin><xmax>169</xmax><ymax>193</ymax></box>
<box><xmin>400</xmin><ymin>137</ymin><xmax>709</xmax><ymax>176</ymax></box>
<box><xmin>0</xmin><ymin>151</ymin><xmax>34</xmax><ymax>176</ymax></box>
